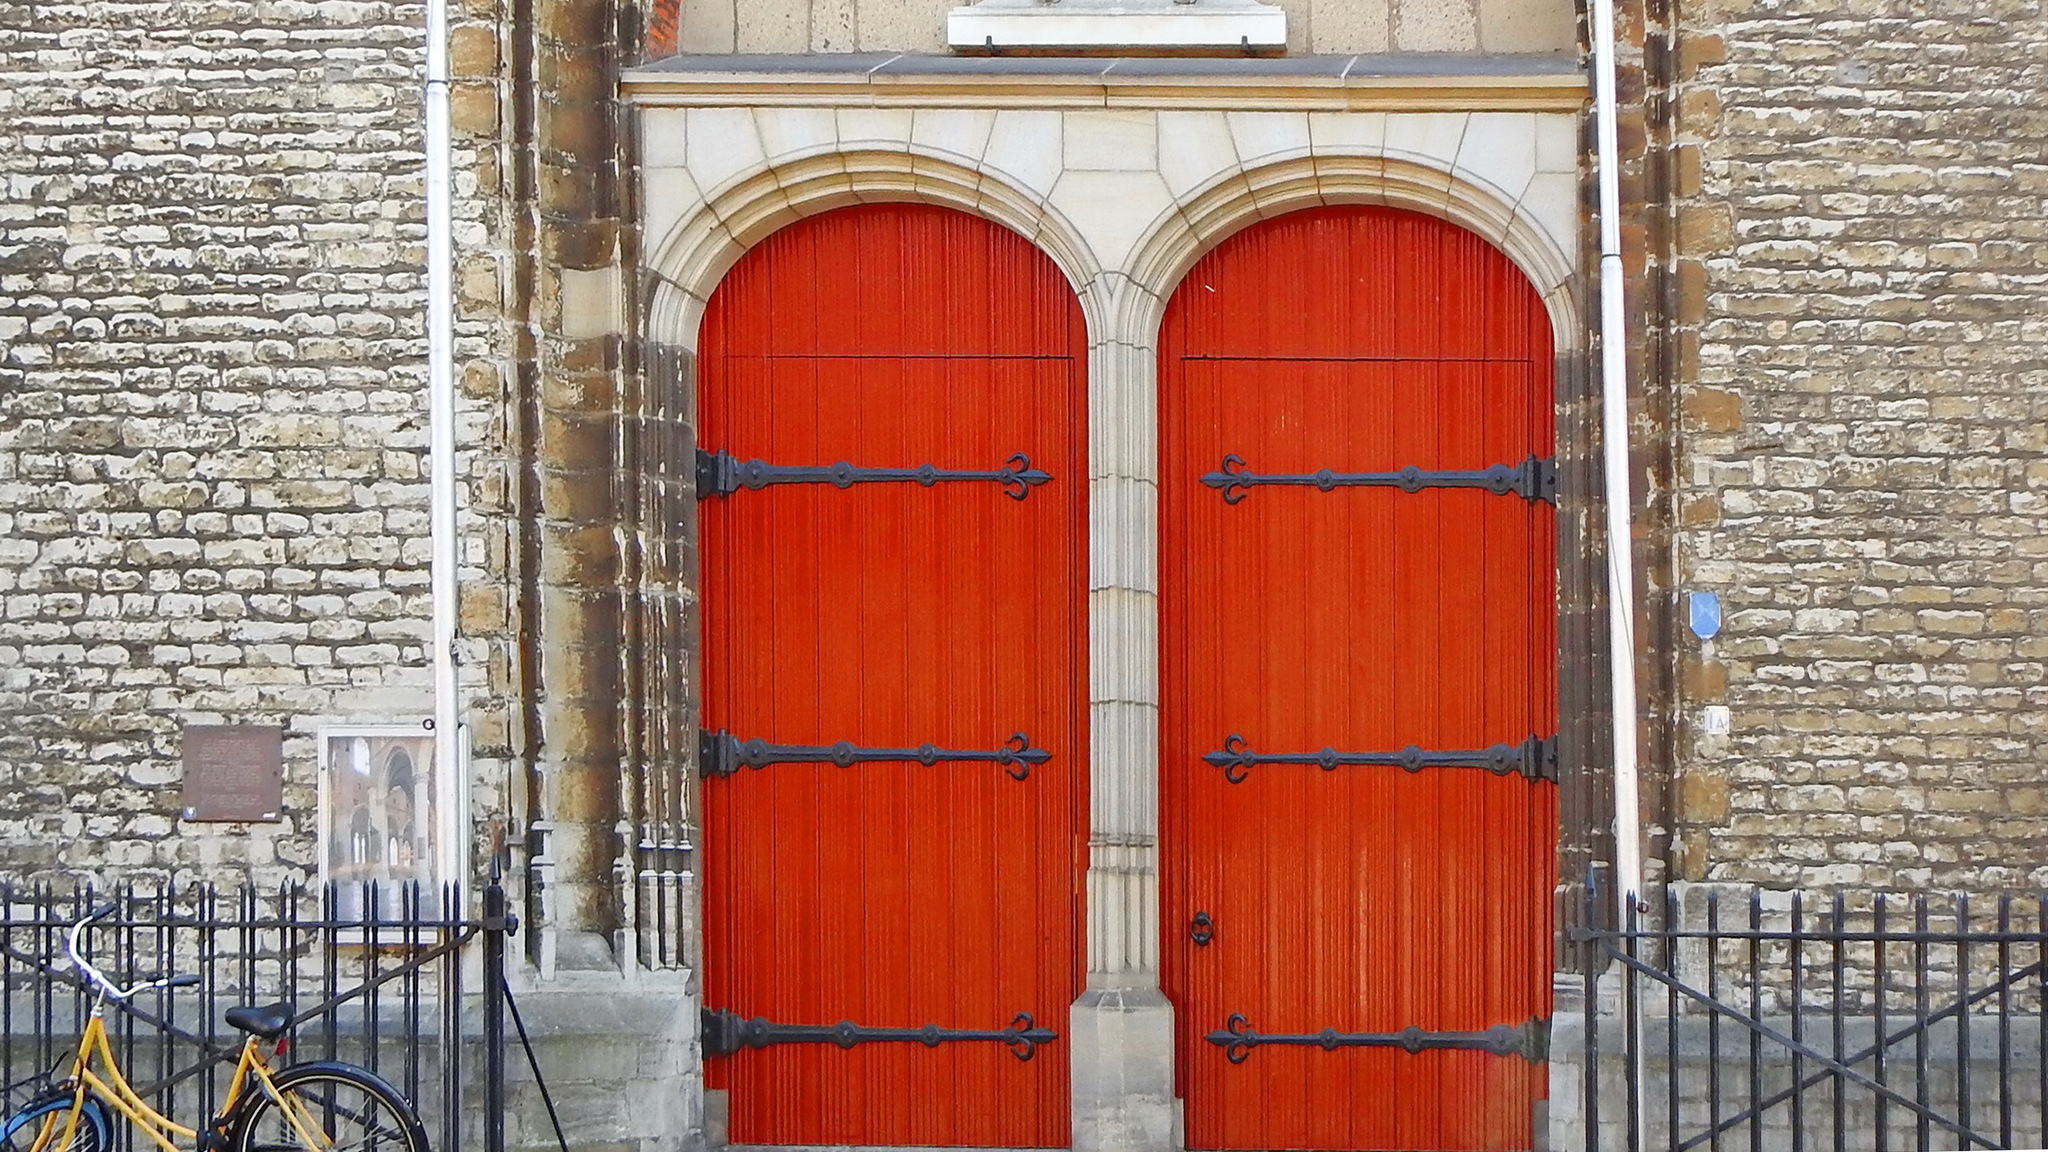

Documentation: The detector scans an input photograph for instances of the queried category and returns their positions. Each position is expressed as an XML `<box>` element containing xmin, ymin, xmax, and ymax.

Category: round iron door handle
<box><xmin>1190</xmin><ymin>911</ymin><xmax>1214</xmax><ymax>947</ymax></box>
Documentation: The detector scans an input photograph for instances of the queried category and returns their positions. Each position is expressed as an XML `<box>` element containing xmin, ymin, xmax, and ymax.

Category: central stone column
<box><xmin>1073</xmin><ymin>336</ymin><xmax>1178</xmax><ymax>1152</ymax></box>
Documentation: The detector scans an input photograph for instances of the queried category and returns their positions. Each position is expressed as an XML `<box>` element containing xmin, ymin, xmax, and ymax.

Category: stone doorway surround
<box><xmin>620</xmin><ymin>52</ymin><xmax>1589</xmax><ymax>1152</ymax></box>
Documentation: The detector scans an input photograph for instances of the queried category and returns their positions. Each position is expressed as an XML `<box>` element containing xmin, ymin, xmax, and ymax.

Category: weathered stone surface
<box><xmin>0</xmin><ymin>0</ymin><xmax>516</xmax><ymax>883</ymax></box>
<box><xmin>653</xmin><ymin>0</ymin><xmax>1575</xmax><ymax>58</ymax></box>
<box><xmin>1668</xmin><ymin>1</ymin><xmax>2048</xmax><ymax>891</ymax></box>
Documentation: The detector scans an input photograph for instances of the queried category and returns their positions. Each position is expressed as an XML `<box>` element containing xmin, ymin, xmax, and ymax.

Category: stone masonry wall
<box><xmin>0</xmin><ymin>0</ymin><xmax>519</xmax><ymax>883</ymax></box>
<box><xmin>657</xmin><ymin>0</ymin><xmax>1577</xmax><ymax>57</ymax></box>
<box><xmin>1667</xmin><ymin>0</ymin><xmax>2048</xmax><ymax>890</ymax></box>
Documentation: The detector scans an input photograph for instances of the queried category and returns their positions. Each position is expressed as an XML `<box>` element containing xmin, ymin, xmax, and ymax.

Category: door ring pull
<box><xmin>1190</xmin><ymin>911</ymin><xmax>1214</xmax><ymax>947</ymax></box>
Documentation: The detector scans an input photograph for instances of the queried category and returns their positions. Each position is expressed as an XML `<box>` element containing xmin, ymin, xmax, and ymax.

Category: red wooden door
<box><xmin>699</xmin><ymin>204</ymin><xmax>1087</xmax><ymax>1147</ymax></box>
<box><xmin>1160</xmin><ymin>207</ymin><xmax>1558</xmax><ymax>1151</ymax></box>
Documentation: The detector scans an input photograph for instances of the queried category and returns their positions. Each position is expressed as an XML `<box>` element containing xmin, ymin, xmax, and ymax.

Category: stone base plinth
<box><xmin>1070</xmin><ymin>987</ymin><xmax>1180</xmax><ymax>1152</ymax></box>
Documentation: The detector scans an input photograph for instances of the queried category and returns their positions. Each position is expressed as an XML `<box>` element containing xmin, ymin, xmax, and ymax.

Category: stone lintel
<box><xmin>622</xmin><ymin>54</ymin><xmax>1588</xmax><ymax>113</ymax></box>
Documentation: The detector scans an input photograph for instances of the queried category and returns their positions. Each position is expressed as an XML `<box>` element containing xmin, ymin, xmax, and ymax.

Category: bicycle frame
<box><xmin>25</xmin><ymin>1001</ymin><xmax>331</xmax><ymax>1152</ymax></box>
<box><xmin>14</xmin><ymin>905</ymin><xmax>356</xmax><ymax>1152</ymax></box>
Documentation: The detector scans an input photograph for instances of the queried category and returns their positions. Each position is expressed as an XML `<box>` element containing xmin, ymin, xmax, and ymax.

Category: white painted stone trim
<box><xmin>622</xmin><ymin>66</ymin><xmax>1588</xmax><ymax>113</ymax></box>
<box><xmin>641</xmin><ymin>104</ymin><xmax>1584</xmax><ymax>1151</ymax></box>
<box><xmin>948</xmin><ymin>0</ymin><xmax>1286</xmax><ymax>52</ymax></box>
<box><xmin>643</xmin><ymin>102</ymin><xmax>1583</xmax><ymax>979</ymax></box>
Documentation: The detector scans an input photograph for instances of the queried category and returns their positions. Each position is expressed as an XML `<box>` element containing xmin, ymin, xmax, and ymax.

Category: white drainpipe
<box><xmin>1590</xmin><ymin>3</ymin><xmax>1650</xmax><ymax>1141</ymax></box>
<box><xmin>1589</xmin><ymin>0</ymin><xmax>1645</xmax><ymax>924</ymax></box>
<box><xmin>423</xmin><ymin>0</ymin><xmax>461</xmax><ymax>887</ymax></box>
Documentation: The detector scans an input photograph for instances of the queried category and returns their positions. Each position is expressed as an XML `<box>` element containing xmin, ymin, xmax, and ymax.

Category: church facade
<box><xmin>3</xmin><ymin>0</ymin><xmax>2043</xmax><ymax>1148</ymax></box>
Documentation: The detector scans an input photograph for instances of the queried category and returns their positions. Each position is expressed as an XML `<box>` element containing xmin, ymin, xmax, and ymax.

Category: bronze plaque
<box><xmin>181</xmin><ymin>725</ymin><xmax>285</xmax><ymax>822</ymax></box>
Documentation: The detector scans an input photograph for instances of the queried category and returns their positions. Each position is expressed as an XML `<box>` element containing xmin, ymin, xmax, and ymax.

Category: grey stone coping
<box><xmin>627</xmin><ymin>52</ymin><xmax>1583</xmax><ymax>80</ymax></box>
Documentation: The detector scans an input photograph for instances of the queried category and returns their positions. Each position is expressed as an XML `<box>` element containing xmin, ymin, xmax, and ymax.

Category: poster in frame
<box><xmin>317</xmin><ymin>726</ymin><xmax>441</xmax><ymax>924</ymax></box>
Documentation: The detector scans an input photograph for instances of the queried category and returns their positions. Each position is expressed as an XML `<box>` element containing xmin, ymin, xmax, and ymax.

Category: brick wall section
<box><xmin>1669</xmin><ymin>0</ymin><xmax>2048</xmax><ymax>889</ymax></box>
<box><xmin>0</xmin><ymin>0</ymin><xmax>515</xmax><ymax>882</ymax></box>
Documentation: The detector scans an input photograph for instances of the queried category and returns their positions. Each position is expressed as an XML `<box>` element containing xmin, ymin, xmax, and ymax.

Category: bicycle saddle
<box><xmin>224</xmin><ymin>1002</ymin><xmax>294</xmax><ymax>1039</ymax></box>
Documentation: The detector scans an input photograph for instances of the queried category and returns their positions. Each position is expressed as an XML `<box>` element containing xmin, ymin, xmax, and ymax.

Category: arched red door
<box><xmin>1160</xmin><ymin>207</ymin><xmax>1558</xmax><ymax>1151</ymax></box>
<box><xmin>698</xmin><ymin>204</ymin><xmax>1087</xmax><ymax>1147</ymax></box>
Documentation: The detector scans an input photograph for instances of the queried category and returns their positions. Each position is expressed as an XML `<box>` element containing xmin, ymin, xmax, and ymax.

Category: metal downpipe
<box><xmin>1589</xmin><ymin>0</ymin><xmax>1645</xmax><ymax>931</ymax></box>
<box><xmin>424</xmin><ymin>0</ymin><xmax>462</xmax><ymax>885</ymax></box>
<box><xmin>1590</xmin><ymin>0</ymin><xmax>1651</xmax><ymax>1145</ymax></box>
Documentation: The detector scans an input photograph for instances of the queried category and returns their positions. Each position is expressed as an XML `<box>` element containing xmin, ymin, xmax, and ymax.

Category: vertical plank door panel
<box><xmin>1161</xmin><ymin>207</ymin><xmax>1558</xmax><ymax>1152</ymax></box>
<box><xmin>700</xmin><ymin>204</ymin><xmax>1086</xmax><ymax>1148</ymax></box>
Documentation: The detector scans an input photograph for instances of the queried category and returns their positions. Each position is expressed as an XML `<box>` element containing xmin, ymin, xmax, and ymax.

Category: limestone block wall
<box><xmin>0</xmin><ymin>0</ymin><xmax>520</xmax><ymax>882</ymax></box>
<box><xmin>1666</xmin><ymin>2</ymin><xmax>2048</xmax><ymax>889</ymax></box>
<box><xmin>660</xmin><ymin>0</ymin><xmax>1577</xmax><ymax>57</ymax></box>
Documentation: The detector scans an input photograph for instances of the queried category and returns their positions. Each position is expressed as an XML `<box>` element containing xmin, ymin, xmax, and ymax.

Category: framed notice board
<box><xmin>318</xmin><ymin>727</ymin><xmax>441</xmax><ymax>921</ymax></box>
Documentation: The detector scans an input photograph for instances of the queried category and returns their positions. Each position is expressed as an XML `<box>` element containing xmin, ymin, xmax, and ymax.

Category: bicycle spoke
<box><xmin>236</xmin><ymin>1072</ymin><xmax>419</xmax><ymax>1152</ymax></box>
<box><xmin>0</xmin><ymin>1103</ymin><xmax>102</xmax><ymax>1152</ymax></box>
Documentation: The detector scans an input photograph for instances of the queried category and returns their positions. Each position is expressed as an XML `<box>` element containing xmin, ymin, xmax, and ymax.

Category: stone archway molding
<box><xmin>635</xmin><ymin>142</ymin><xmax>1588</xmax><ymax>939</ymax></box>
<box><xmin>644</xmin><ymin>146</ymin><xmax>1107</xmax><ymax>352</ymax></box>
<box><xmin>631</xmin><ymin>131</ymin><xmax>1586</xmax><ymax>1152</ymax></box>
<box><xmin>1120</xmin><ymin>151</ymin><xmax>1584</xmax><ymax>355</ymax></box>
<box><xmin>1073</xmin><ymin>149</ymin><xmax>1587</xmax><ymax>1152</ymax></box>
<box><xmin>1073</xmin><ymin>143</ymin><xmax>1586</xmax><ymax>978</ymax></box>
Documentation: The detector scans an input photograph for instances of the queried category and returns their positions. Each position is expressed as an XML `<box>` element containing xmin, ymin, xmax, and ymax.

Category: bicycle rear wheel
<box><xmin>231</xmin><ymin>1062</ymin><xmax>428</xmax><ymax>1152</ymax></box>
<box><xmin>0</xmin><ymin>1097</ymin><xmax>108</xmax><ymax>1152</ymax></box>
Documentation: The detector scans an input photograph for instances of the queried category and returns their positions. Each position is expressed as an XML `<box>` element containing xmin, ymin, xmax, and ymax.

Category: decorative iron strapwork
<box><xmin>698</xmin><ymin>728</ymin><xmax>1050</xmax><ymax>781</ymax></box>
<box><xmin>1206</xmin><ymin>1013</ymin><xmax>1547</xmax><ymax>1065</ymax></box>
<box><xmin>697</xmin><ymin>447</ymin><xmax>1052</xmax><ymax>501</ymax></box>
<box><xmin>1205</xmin><ymin>733</ymin><xmax>1557</xmax><ymax>784</ymax></box>
<box><xmin>1201</xmin><ymin>453</ymin><xmax>1558</xmax><ymax>505</ymax></box>
<box><xmin>702</xmin><ymin>1009</ymin><xmax>1057</xmax><ymax>1062</ymax></box>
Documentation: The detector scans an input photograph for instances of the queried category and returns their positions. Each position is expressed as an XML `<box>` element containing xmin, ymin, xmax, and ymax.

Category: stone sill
<box><xmin>947</xmin><ymin>1</ymin><xmax>1286</xmax><ymax>53</ymax></box>
<box><xmin>622</xmin><ymin>53</ymin><xmax>1588</xmax><ymax>112</ymax></box>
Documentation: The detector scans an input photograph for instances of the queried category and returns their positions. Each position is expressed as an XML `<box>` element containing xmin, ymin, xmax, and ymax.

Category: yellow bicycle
<box><xmin>0</xmin><ymin>904</ymin><xmax>429</xmax><ymax>1152</ymax></box>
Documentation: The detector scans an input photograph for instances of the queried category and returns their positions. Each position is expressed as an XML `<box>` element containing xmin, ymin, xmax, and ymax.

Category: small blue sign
<box><xmin>1689</xmin><ymin>592</ymin><xmax>1722</xmax><ymax>640</ymax></box>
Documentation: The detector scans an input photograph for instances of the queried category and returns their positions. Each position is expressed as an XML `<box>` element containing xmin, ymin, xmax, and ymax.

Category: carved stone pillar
<box><xmin>1072</xmin><ymin>332</ymin><xmax>1178</xmax><ymax>1152</ymax></box>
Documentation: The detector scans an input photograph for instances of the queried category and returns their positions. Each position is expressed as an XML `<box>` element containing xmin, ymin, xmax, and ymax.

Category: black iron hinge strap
<box><xmin>1202</xmin><ymin>453</ymin><xmax>1557</xmax><ymax>505</ymax></box>
<box><xmin>699</xmin><ymin>728</ymin><xmax>1050</xmax><ymax>781</ymax></box>
<box><xmin>1205</xmin><ymin>1013</ymin><xmax>1548</xmax><ymax>1065</ymax></box>
<box><xmin>1205</xmin><ymin>733</ymin><xmax>1557</xmax><ymax>784</ymax></box>
<box><xmin>702</xmin><ymin>1008</ymin><xmax>1056</xmax><ymax>1062</ymax></box>
<box><xmin>697</xmin><ymin>448</ymin><xmax>1051</xmax><ymax>501</ymax></box>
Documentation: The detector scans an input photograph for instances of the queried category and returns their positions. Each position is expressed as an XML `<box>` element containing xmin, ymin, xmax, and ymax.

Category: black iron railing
<box><xmin>1575</xmin><ymin>881</ymin><xmax>2048</xmax><ymax>1151</ymax></box>
<box><xmin>0</xmin><ymin>879</ymin><xmax>525</xmax><ymax>1152</ymax></box>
